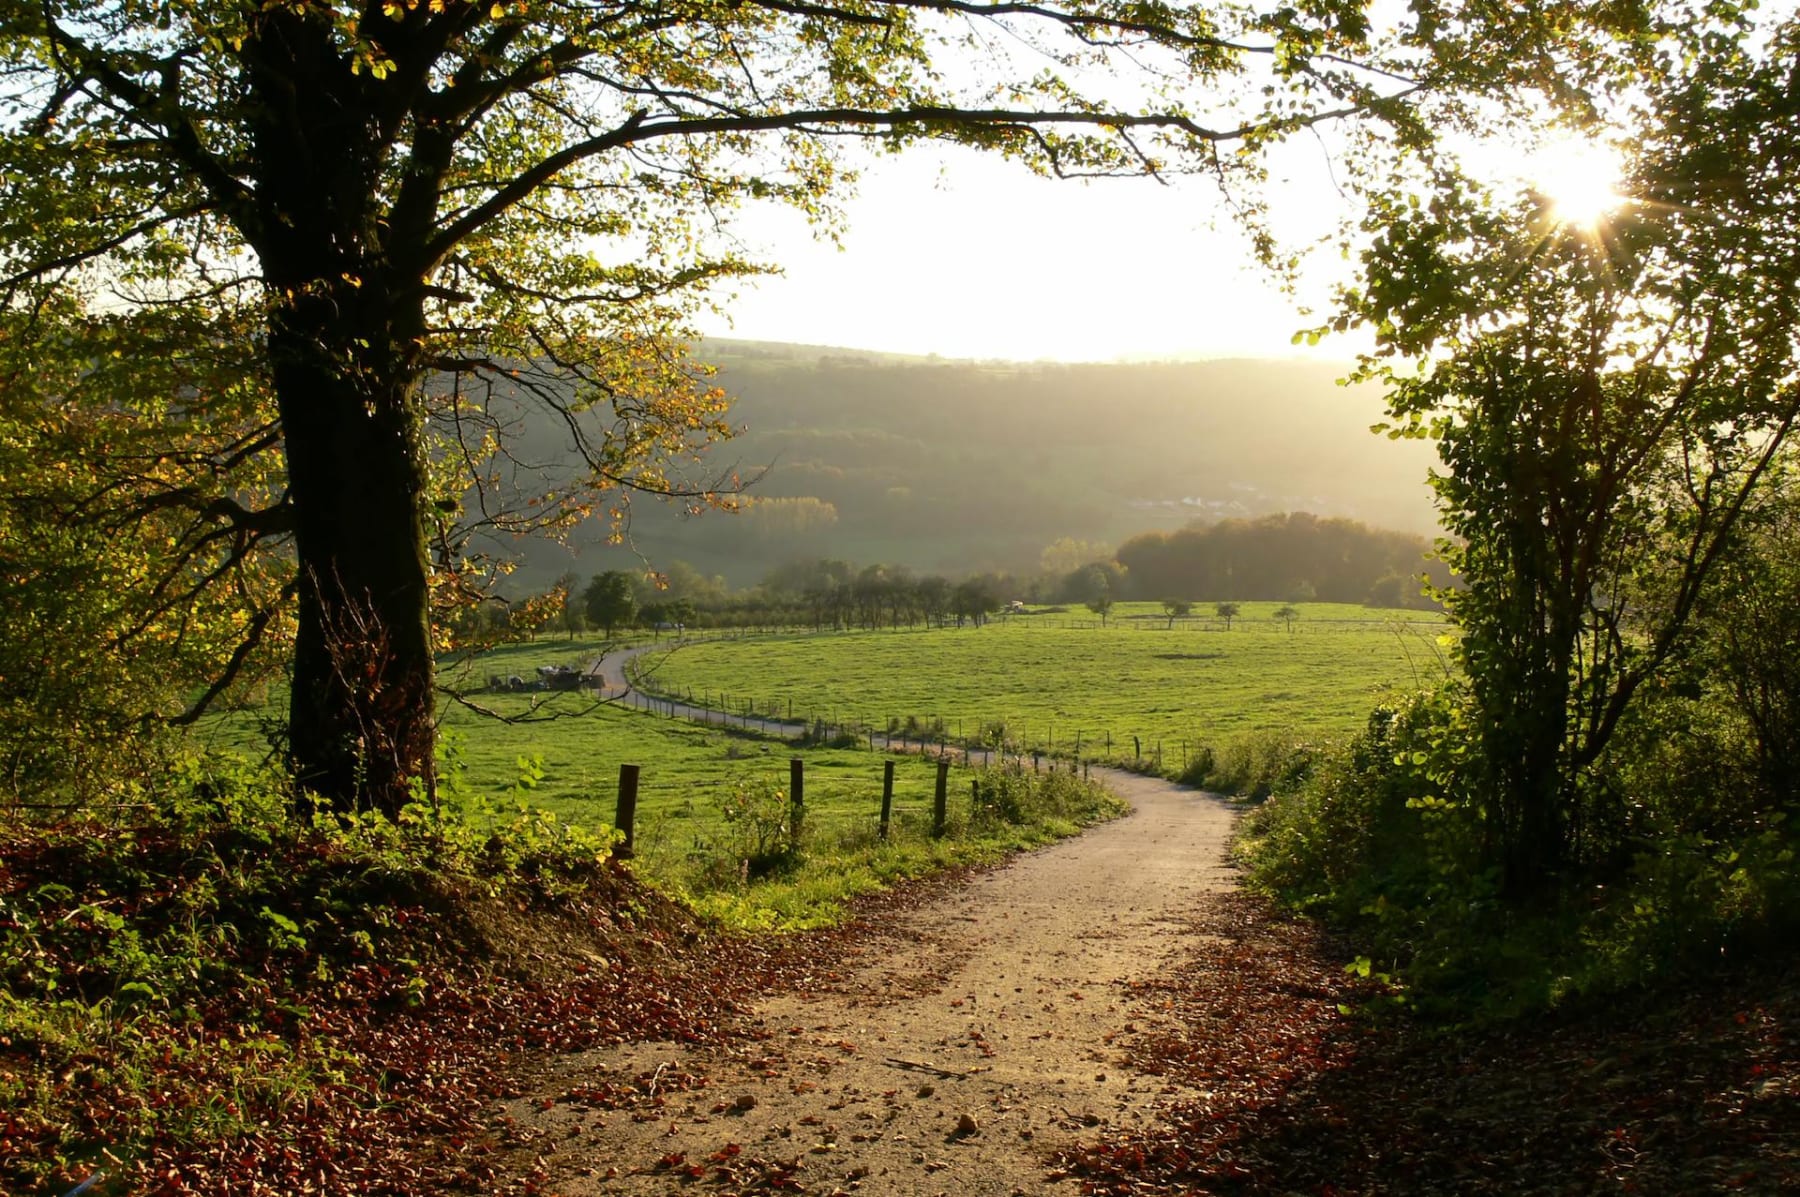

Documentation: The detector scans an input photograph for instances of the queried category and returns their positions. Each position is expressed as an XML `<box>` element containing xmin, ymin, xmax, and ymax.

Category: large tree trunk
<box><xmin>273</xmin><ymin>304</ymin><xmax>437</xmax><ymax>816</ymax></box>
<box><xmin>242</xmin><ymin>12</ymin><xmax>440</xmax><ymax>816</ymax></box>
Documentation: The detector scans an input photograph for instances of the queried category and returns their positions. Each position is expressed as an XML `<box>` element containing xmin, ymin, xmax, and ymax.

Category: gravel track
<box><xmin>507</xmin><ymin>758</ymin><xmax>1238</xmax><ymax>1196</ymax></box>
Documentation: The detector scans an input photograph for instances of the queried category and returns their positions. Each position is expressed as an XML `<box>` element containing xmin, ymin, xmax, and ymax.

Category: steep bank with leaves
<box><xmin>0</xmin><ymin>754</ymin><xmax>1117</xmax><ymax>1194</ymax></box>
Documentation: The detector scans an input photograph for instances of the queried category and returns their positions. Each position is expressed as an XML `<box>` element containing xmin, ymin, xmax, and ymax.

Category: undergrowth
<box><xmin>0</xmin><ymin>755</ymin><xmax>670</xmax><ymax>1195</ymax></box>
<box><xmin>1233</xmin><ymin>688</ymin><xmax>1800</xmax><ymax>1021</ymax></box>
<box><xmin>656</xmin><ymin>761</ymin><xmax>1123</xmax><ymax>932</ymax></box>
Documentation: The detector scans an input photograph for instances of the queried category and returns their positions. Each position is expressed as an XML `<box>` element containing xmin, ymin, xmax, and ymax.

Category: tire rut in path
<box><xmin>506</xmin><ymin>769</ymin><xmax>1236</xmax><ymax>1196</ymax></box>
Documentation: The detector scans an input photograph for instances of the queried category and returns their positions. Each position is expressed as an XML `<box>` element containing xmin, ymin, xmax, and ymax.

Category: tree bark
<box><xmin>245</xmin><ymin>14</ymin><xmax>439</xmax><ymax>816</ymax></box>
<box><xmin>273</xmin><ymin>305</ymin><xmax>437</xmax><ymax>816</ymax></box>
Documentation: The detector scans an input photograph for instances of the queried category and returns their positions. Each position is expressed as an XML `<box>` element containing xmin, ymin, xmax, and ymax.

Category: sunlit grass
<box><xmin>631</xmin><ymin>601</ymin><xmax>1452</xmax><ymax>764</ymax></box>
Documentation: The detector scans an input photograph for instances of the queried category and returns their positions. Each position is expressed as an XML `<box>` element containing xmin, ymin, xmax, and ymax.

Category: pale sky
<box><xmin>695</xmin><ymin>139</ymin><xmax>1364</xmax><ymax>364</ymax></box>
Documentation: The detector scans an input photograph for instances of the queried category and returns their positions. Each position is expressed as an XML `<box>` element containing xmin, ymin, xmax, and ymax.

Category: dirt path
<box><xmin>504</xmin><ymin>769</ymin><xmax>1237</xmax><ymax>1195</ymax></box>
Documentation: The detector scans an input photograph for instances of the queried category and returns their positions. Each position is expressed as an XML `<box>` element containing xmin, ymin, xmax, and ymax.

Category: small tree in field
<box><xmin>1087</xmin><ymin>594</ymin><xmax>1116</xmax><ymax>626</ymax></box>
<box><xmin>1162</xmin><ymin>598</ymin><xmax>1193</xmax><ymax>628</ymax></box>
<box><xmin>1214</xmin><ymin>601</ymin><xmax>1242</xmax><ymax>630</ymax></box>
<box><xmin>1273</xmin><ymin>604</ymin><xmax>1300</xmax><ymax>632</ymax></box>
<box><xmin>554</xmin><ymin>571</ymin><xmax>587</xmax><ymax>640</ymax></box>
<box><xmin>584</xmin><ymin>572</ymin><xmax>637</xmax><ymax>640</ymax></box>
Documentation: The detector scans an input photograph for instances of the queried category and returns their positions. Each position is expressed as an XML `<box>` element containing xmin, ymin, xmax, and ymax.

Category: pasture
<box><xmin>191</xmin><ymin>602</ymin><xmax>1446</xmax><ymax>925</ymax></box>
<box><xmin>628</xmin><ymin>601</ymin><xmax>1453</xmax><ymax>766</ymax></box>
<box><xmin>192</xmin><ymin>653</ymin><xmax>1091</xmax><ymax>928</ymax></box>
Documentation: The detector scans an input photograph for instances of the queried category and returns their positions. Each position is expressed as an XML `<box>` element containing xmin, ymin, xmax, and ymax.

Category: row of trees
<box><xmin>451</xmin><ymin>560</ymin><xmax>1017</xmax><ymax>642</ymax></box>
<box><xmin>450</xmin><ymin>546</ymin><xmax>1356</xmax><ymax>644</ymax></box>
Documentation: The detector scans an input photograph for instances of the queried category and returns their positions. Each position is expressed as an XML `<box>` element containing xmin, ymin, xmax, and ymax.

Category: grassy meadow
<box><xmin>193</xmin><ymin>633</ymin><xmax>1111</xmax><ymax>928</ymax></box>
<box><xmin>192</xmin><ymin>602</ymin><xmax>1445</xmax><ymax>925</ymax></box>
<box><xmin>629</xmin><ymin>601</ymin><xmax>1453</xmax><ymax>765</ymax></box>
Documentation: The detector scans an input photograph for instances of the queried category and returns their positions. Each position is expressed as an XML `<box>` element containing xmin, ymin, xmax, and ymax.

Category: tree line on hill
<box><xmin>447</xmin><ymin>510</ymin><xmax>1443</xmax><ymax>645</ymax></box>
<box><xmin>1113</xmin><ymin>512</ymin><xmax>1450</xmax><ymax>608</ymax></box>
<box><xmin>502</xmin><ymin>351</ymin><xmax>1442</xmax><ymax>592</ymax></box>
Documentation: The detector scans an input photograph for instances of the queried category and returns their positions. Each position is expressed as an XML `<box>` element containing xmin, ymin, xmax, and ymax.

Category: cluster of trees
<box><xmin>1240</xmin><ymin>6</ymin><xmax>1800</xmax><ymax>1003</ymax></box>
<box><xmin>448</xmin><ymin>558</ymin><xmax>1022</xmax><ymax>643</ymax></box>
<box><xmin>8</xmin><ymin>0</ymin><xmax>1459</xmax><ymax>817</ymax></box>
<box><xmin>1113</xmin><ymin>513</ymin><xmax>1448</xmax><ymax>608</ymax></box>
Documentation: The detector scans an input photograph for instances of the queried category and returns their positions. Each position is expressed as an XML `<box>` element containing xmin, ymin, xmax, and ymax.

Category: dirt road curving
<box><xmin>505</xmin><ymin>767</ymin><xmax>1238</xmax><ymax>1196</ymax></box>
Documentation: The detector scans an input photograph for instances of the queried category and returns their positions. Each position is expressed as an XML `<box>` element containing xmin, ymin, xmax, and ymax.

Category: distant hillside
<box><xmin>505</xmin><ymin>341</ymin><xmax>1440</xmax><ymax>588</ymax></box>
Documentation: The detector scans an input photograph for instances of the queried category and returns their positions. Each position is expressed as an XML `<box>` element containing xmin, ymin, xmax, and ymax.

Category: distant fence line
<box><xmin>626</xmin><ymin>613</ymin><xmax>1449</xmax><ymax>636</ymax></box>
<box><xmin>614</xmin><ymin>656</ymin><xmax>1186</xmax><ymax>775</ymax></box>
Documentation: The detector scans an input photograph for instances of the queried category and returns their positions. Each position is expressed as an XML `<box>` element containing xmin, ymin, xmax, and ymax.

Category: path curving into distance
<box><xmin>503</xmin><ymin>739</ymin><xmax>1240</xmax><ymax>1194</ymax></box>
<box><xmin>588</xmin><ymin>639</ymin><xmax>1016</xmax><ymax>755</ymax></box>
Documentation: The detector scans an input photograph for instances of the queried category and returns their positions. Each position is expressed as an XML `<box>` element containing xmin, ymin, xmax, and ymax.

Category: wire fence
<box><xmin>613</xmin><ymin>655</ymin><xmax>1181</xmax><ymax>774</ymax></box>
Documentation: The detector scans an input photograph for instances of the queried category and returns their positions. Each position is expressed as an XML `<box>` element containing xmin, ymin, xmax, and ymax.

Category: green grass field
<box><xmin>628</xmin><ymin>601</ymin><xmax>1453</xmax><ymax>766</ymax></box>
<box><xmin>189</xmin><ymin>602</ymin><xmax>1448</xmax><ymax>925</ymax></box>
<box><xmin>190</xmin><ymin>639</ymin><xmax>1090</xmax><ymax>928</ymax></box>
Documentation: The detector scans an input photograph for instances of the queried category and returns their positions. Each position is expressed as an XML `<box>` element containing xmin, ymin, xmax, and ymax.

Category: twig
<box><xmin>883</xmin><ymin>1056</ymin><xmax>967</xmax><ymax>1079</ymax></box>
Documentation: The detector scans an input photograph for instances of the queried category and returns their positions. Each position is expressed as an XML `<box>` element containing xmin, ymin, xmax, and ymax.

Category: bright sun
<box><xmin>1533</xmin><ymin>138</ymin><xmax>1626</xmax><ymax>228</ymax></box>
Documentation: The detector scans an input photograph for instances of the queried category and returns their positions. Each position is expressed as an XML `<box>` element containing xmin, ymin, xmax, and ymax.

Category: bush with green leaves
<box><xmin>1239</xmin><ymin>677</ymin><xmax>1800</xmax><ymax>1016</ymax></box>
<box><xmin>1180</xmin><ymin>728</ymin><xmax>1319</xmax><ymax>800</ymax></box>
<box><xmin>716</xmin><ymin>773</ymin><xmax>801</xmax><ymax>877</ymax></box>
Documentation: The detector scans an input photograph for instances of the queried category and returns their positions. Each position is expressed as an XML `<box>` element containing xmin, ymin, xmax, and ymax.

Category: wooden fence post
<box><xmin>1134</xmin><ymin>735</ymin><xmax>1141</xmax><ymax>761</ymax></box>
<box><xmin>880</xmin><ymin>759</ymin><xmax>895</xmax><ymax>840</ymax></box>
<box><xmin>933</xmin><ymin>759</ymin><xmax>949</xmax><ymax>838</ymax></box>
<box><xmin>790</xmin><ymin>758</ymin><xmax>805</xmax><ymax>845</ymax></box>
<box><xmin>614</xmin><ymin>763</ymin><xmax>640</xmax><ymax>859</ymax></box>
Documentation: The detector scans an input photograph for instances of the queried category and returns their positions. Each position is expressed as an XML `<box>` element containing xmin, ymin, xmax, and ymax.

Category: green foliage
<box><xmin>0</xmin><ymin>308</ymin><xmax>289</xmax><ymax>805</ymax></box>
<box><xmin>717</xmin><ymin>774</ymin><xmax>800</xmax><ymax>876</ymax></box>
<box><xmin>1238</xmin><ymin>678</ymin><xmax>1800</xmax><ymax>1018</ymax></box>
<box><xmin>676</xmin><ymin>762</ymin><xmax>1123</xmax><ymax>932</ymax></box>
<box><xmin>583</xmin><ymin>571</ymin><xmax>638</xmax><ymax>639</ymax></box>
<box><xmin>1180</xmin><ymin>728</ymin><xmax>1319</xmax><ymax>800</ymax></box>
<box><xmin>0</xmin><ymin>752</ymin><xmax>621</xmax><ymax>1191</ymax></box>
<box><xmin>1339</xmin><ymin>12</ymin><xmax>1800</xmax><ymax>898</ymax></box>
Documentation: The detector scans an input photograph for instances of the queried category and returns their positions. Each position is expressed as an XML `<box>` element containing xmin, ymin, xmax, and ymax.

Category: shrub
<box><xmin>717</xmin><ymin>774</ymin><xmax>801</xmax><ymax>877</ymax></box>
<box><xmin>1180</xmin><ymin>729</ymin><xmax>1319</xmax><ymax>799</ymax></box>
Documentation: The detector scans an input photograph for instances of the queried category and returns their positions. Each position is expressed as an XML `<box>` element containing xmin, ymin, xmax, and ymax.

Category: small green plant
<box><xmin>718</xmin><ymin>774</ymin><xmax>800</xmax><ymax>877</ymax></box>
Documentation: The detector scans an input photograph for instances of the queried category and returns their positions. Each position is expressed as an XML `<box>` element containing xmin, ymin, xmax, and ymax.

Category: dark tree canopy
<box><xmin>583</xmin><ymin>571</ymin><xmax>637</xmax><ymax>638</ymax></box>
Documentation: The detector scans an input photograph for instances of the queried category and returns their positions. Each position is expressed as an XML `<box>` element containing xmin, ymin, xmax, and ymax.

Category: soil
<box><xmin>499</xmin><ymin>768</ymin><xmax>1238</xmax><ymax>1196</ymax></box>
